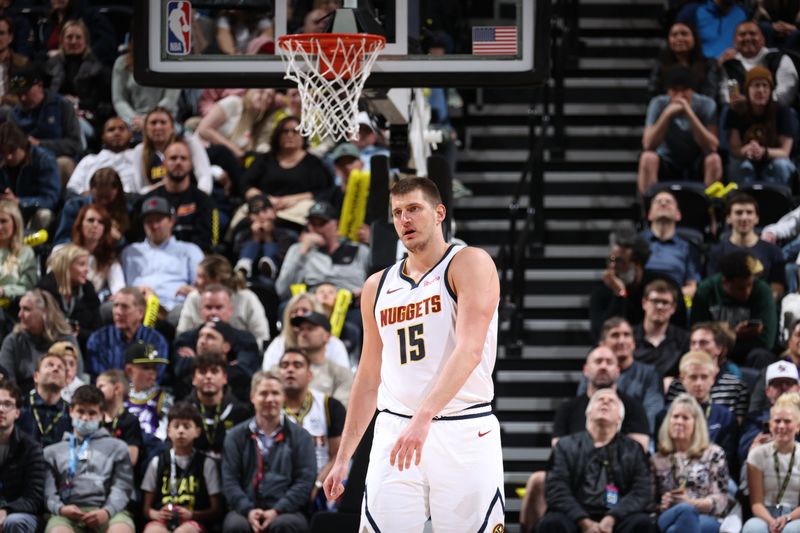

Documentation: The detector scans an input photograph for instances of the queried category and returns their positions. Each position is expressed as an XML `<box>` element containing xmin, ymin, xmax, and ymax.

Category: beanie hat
<box><xmin>745</xmin><ymin>66</ymin><xmax>774</xmax><ymax>91</ymax></box>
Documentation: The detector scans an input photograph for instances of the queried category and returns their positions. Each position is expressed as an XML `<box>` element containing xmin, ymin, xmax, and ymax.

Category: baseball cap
<box><xmin>766</xmin><ymin>361</ymin><xmax>799</xmax><ymax>385</ymax></box>
<box><xmin>125</xmin><ymin>341</ymin><xmax>169</xmax><ymax>365</ymax></box>
<box><xmin>290</xmin><ymin>311</ymin><xmax>331</xmax><ymax>332</ymax></box>
<box><xmin>307</xmin><ymin>201</ymin><xmax>337</xmax><ymax>222</ymax></box>
<box><xmin>48</xmin><ymin>340</ymin><xmax>79</xmax><ymax>359</ymax></box>
<box><xmin>248</xmin><ymin>194</ymin><xmax>273</xmax><ymax>214</ymax></box>
<box><xmin>9</xmin><ymin>65</ymin><xmax>42</xmax><ymax>95</ymax></box>
<box><xmin>200</xmin><ymin>318</ymin><xmax>237</xmax><ymax>346</ymax></box>
<box><xmin>141</xmin><ymin>196</ymin><xmax>174</xmax><ymax>217</ymax></box>
<box><xmin>330</xmin><ymin>143</ymin><xmax>360</xmax><ymax>163</ymax></box>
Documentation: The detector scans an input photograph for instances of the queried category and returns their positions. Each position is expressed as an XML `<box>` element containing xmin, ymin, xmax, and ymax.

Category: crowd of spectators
<box><xmin>527</xmin><ymin>1</ymin><xmax>800</xmax><ymax>531</ymax></box>
<box><xmin>0</xmin><ymin>1</ymin><xmax>442</xmax><ymax>532</ymax></box>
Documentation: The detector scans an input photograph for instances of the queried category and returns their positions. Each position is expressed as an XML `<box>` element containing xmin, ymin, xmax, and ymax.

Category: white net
<box><xmin>277</xmin><ymin>34</ymin><xmax>385</xmax><ymax>141</ymax></box>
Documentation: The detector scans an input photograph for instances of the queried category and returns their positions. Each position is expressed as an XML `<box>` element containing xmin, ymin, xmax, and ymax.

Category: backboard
<box><xmin>133</xmin><ymin>0</ymin><xmax>549</xmax><ymax>88</ymax></box>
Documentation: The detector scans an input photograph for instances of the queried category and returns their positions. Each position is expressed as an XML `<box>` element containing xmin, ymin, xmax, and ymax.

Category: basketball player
<box><xmin>323</xmin><ymin>177</ymin><xmax>503</xmax><ymax>531</ymax></box>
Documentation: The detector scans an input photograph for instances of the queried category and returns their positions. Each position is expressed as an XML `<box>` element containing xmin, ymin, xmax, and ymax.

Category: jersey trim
<box><xmin>397</xmin><ymin>244</ymin><xmax>457</xmax><ymax>289</ymax></box>
<box><xmin>364</xmin><ymin>486</ymin><xmax>383</xmax><ymax>532</ymax></box>
<box><xmin>373</xmin><ymin>267</ymin><xmax>392</xmax><ymax>316</ymax></box>
<box><xmin>443</xmin><ymin>247</ymin><xmax>462</xmax><ymax>302</ymax></box>
<box><xmin>379</xmin><ymin>402</ymin><xmax>493</xmax><ymax>421</ymax></box>
<box><xmin>477</xmin><ymin>487</ymin><xmax>506</xmax><ymax>533</ymax></box>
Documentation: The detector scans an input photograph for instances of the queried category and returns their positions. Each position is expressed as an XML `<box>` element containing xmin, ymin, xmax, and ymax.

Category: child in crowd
<box><xmin>97</xmin><ymin>368</ymin><xmax>144</xmax><ymax>467</ymax></box>
<box><xmin>52</xmin><ymin>341</ymin><xmax>85</xmax><ymax>403</ymax></box>
<box><xmin>124</xmin><ymin>341</ymin><xmax>173</xmax><ymax>441</ymax></box>
<box><xmin>43</xmin><ymin>384</ymin><xmax>135</xmax><ymax>533</ymax></box>
<box><xmin>141</xmin><ymin>402</ymin><xmax>222</xmax><ymax>533</ymax></box>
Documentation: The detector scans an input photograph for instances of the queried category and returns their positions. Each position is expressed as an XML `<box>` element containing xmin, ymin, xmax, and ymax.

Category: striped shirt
<box><xmin>667</xmin><ymin>373</ymin><xmax>749</xmax><ymax>418</ymax></box>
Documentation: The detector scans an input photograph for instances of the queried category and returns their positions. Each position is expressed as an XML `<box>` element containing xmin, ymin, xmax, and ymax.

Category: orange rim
<box><xmin>277</xmin><ymin>33</ymin><xmax>386</xmax><ymax>54</ymax></box>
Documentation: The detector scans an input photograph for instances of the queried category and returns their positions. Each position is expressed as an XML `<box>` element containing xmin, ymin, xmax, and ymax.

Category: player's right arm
<box><xmin>323</xmin><ymin>270</ymin><xmax>385</xmax><ymax>501</ymax></box>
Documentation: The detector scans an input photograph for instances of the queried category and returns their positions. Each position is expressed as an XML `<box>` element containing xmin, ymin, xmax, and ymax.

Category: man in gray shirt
<box><xmin>276</xmin><ymin>200</ymin><xmax>370</xmax><ymax>300</ymax></box>
<box><xmin>637</xmin><ymin>65</ymin><xmax>722</xmax><ymax>196</ymax></box>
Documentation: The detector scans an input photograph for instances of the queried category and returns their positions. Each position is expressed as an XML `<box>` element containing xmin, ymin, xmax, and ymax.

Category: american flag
<box><xmin>472</xmin><ymin>26</ymin><xmax>518</xmax><ymax>55</ymax></box>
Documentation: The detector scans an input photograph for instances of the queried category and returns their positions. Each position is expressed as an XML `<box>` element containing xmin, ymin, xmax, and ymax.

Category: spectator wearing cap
<box><xmin>325</xmin><ymin>142</ymin><xmax>371</xmax><ymax>244</ymax></box>
<box><xmin>676</xmin><ymin>0</ymin><xmax>748</xmax><ymax>59</ymax></box>
<box><xmin>241</xmin><ymin>115</ymin><xmax>333</xmax><ymax>226</ymax></box>
<box><xmin>738</xmin><ymin>360</ymin><xmax>800</xmax><ymax>466</ymax></box>
<box><xmin>17</xmin><ymin>351</ymin><xmax>72</xmax><ymax>446</ymax></box>
<box><xmin>173</xmin><ymin>308</ymin><xmax>261</xmax><ymax>403</ymax></box>
<box><xmin>275</xmin><ymin>200</ymin><xmax>370</xmax><ymax>301</ymax></box>
<box><xmin>725</xmin><ymin>66</ymin><xmax>796</xmax><ymax>186</ymax></box>
<box><xmin>637</xmin><ymin>65</ymin><xmax>721</xmax><ymax>196</ymax></box>
<box><xmin>692</xmin><ymin>251</ymin><xmax>778</xmax><ymax>366</ymax></box>
<box><xmin>0</xmin><ymin>379</ymin><xmax>45</xmax><ymax>533</ymax></box>
<box><xmin>232</xmin><ymin>194</ymin><xmax>295</xmax><ymax>282</ymax></box>
<box><xmin>9</xmin><ymin>63</ymin><xmax>83</xmax><ymax>182</ymax></box>
<box><xmin>748</xmin><ymin>319</ymin><xmax>800</xmax><ymax>413</ymax></box>
<box><xmin>85</xmin><ymin>286</ymin><xmax>169</xmax><ymax>383</ymax></box>
<box><xmin>353</xmin><ymin>111</ymin><xmax>389</xmax><ymax>171</ymax></box>
<box><xmin>0</xmin><ymin>119</ymin><xmax>60</xmax><ymax>230</ymax></box>
<box><xmin>124</xmin><ymin>341</ymin><xmax>173</xmax><ymax>440</ymax></box>
<box><xmin>137</xmin><ymin>140</ymin><xmax>217</xmax><ymax>252</ymax></box>
<box><xmin>719</xmin><ymin>20</ymin><xmax>799</xmax><ymax>109</ymax></box>
<box><xmin>120</xmin><ymin>196</ymin><xmax>204</xmax><ymax>317</ymax></box>
<box><xmin>287</xmin><ymin>311</ymin><xmax>353</xmax><ymax>406</ymax></box>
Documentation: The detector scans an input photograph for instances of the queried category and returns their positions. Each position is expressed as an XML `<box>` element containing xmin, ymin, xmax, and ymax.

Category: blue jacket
<box><xmin>0</xmin><ymin>145</ymin><xmax>61</xmax><ymax>211</ymax></box>
<box><xmin>677</xmin><ymin>0</ymin><xmax>748</xmax><ymax>59</ymax></box>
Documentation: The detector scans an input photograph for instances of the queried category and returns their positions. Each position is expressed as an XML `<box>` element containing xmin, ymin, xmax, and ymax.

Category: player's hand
<box><xmin>324</xmin><ymin>460</ymin><xmax>349</xmax><ymax>501</ymax></box>
<box><xmin>390</xmin><ymin>415</ymin><xmax>432</xmax><ymax>471</ymax></box>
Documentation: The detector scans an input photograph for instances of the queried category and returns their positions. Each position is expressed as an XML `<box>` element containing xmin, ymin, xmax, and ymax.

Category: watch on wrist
<box><xmin>314</xmin><ymin>480</ymin><xmax>323</xmax><ymax>490</ymax></box>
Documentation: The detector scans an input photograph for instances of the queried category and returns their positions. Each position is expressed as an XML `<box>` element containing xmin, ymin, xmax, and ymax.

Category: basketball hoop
<box><xmin>277</xmin><ymin>33</ymin><xmax>386</xmax><ymax>141</ymax></box>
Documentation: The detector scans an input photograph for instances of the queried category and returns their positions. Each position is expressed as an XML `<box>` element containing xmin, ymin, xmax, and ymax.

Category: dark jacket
<box><xmin>11</xmin><ymin>89</ymin><xmax>82</xmax><ymax>157</ymax></box>
<box><xmin>173</xmin><ymin>327</ymin><xmax>261</xmax><ymax>402</ymax></box>
<box><xmin>0</xmin><ymin>145</ymin><xmax>61</xmax><ymax>211</ymax></box>
<box><xmin>545</xmin><ymin>432</ymin><xmax>652</xmax><ymax>523</ymax></box>
<box><xmin>45</xmin><ymin>51</ymin><xmax>111</xmax><ymax>117</ymax></box>
<box><xmin>38</xmin><ymin>272</ymin><xmax>101</xmax><ymax>351</ymax></box>
<box><xmin>0</xmin><ymin>426</ymin><xmax>45</xmax><ymax>515</ymax></box>
<box><xmin>34</xmin><ymin>0</ymin><xmax>117</xmax><ymax>67</ymax></box>
<box><xmin>222</xmin><ymin>417</ymin><xmax>316</xmax><ymax>516</ymax></box>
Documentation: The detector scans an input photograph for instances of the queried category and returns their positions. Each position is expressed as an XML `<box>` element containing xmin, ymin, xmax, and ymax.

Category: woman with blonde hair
<box><xmin>38</xmin><ymin>244</ymin><xmax>100</xmax><ymax>350</ymax></box>
<box><xmin>743</xmin><ymin>394</ymin><xmax>800</xmax><ymax>532</ymax></box>
<box><xmin>0</xmin><ymin>289</ymin><xmax>78</xmax><ymax>392</ymax></box>
<box><xmin>176</xmin><ymin>254</ymin><xmax>272</xmax><ymax>348</ymax></box>
<box><xmin>261</xmin><ymin>292</ymin><xmax>350</xmax><ymax>370</ymax></box>
<box><xmin>44</xmin><ymin>18</ymin><xmax>111</xmax><ymax>149</ymax></box>
<box><xmin>652</xmin><ymin>393</ymin><xmax>731</xmax><ymax>533</ymax></box>
<box><xmin>0</xmin><ymin>199</ymin><xmax>38</xmax><ymax>302</ymax></box>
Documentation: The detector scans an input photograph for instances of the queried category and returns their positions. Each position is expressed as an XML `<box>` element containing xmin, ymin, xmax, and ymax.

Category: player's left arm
<box><xmin>390</xmin><ymin>246</ymin><xmax>499</xmax><ymax>471</ymax></box>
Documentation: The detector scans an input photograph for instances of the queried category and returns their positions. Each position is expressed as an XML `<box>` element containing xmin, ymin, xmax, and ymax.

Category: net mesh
<box><xmin>277</xmin><ymin>33</ymin><xmax>385</xmax><ymax>141</ymax></box>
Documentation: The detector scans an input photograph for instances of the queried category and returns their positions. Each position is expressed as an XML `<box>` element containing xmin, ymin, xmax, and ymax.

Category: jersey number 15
<box><xmin>397</xmin><ymin>324</ymin><xmax>426</xmax><ymax>364</ymax></box>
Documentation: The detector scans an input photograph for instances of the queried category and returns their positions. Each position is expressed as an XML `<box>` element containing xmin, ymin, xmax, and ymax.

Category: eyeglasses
<box><xmin>0</xmin><ymin>401</ymin><xmax>17</xmax><ymax>411</ymax></box>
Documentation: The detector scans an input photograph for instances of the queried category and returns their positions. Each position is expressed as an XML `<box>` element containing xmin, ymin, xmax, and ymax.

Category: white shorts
<box><xmin>360</xmin><ymin>408</ymin><xmax>505</xmax><ymax>533</ymax></box>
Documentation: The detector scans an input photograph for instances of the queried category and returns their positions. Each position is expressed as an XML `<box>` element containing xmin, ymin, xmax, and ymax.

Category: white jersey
<box><xmin>373</xmin><ymin>244</ymin><xmax>497</xmax><ymax>416</ymax></box>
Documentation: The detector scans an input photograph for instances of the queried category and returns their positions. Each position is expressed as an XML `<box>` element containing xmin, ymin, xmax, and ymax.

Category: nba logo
<box><xmin>166</xmin><ymin>0</ymin><xmax>192</xmax><ymax>55</ymax></box>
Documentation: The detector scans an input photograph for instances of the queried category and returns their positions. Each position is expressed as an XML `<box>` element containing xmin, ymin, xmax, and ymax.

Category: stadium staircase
<box><xmin>452</xmin><ymin>0</ymin><xmax>663</xmax><ymax>529</ymax></box>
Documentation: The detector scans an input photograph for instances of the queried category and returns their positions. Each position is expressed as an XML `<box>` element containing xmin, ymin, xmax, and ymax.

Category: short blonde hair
<box><xmin>585</xmin><ymin>388</ymin><xmax>625</xmax><ymax>431</ymax></box>
<box><xmin>772</xmin><ymin>392</ymin><xmax>800</xmax><ymax>420</ymax></box>
<box><xmin>657</xmin><ymin>393</ymin><xmax>710</xmax><ymax>458</ymax></box>
<box><xmin>679</xmin><ymin>350</ymin><xmax>717</xmax><ymax>375</ymax></box>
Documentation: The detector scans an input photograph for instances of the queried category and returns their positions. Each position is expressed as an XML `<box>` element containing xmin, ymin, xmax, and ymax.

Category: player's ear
<box><xmin>435</xmin><ymin>204</ymin><xmax>446</xmax><ymax>224</ymax></box>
